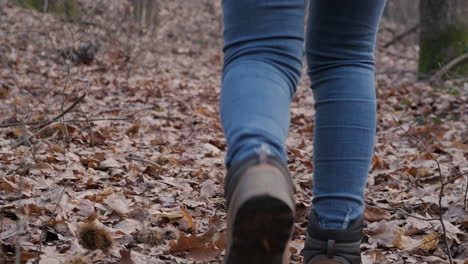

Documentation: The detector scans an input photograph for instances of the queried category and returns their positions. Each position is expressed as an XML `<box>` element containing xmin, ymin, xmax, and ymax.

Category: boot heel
<box><xmin>225</xmin><ymin>165</ymin><xmax>295</xmax><ymax>264</ymax></box>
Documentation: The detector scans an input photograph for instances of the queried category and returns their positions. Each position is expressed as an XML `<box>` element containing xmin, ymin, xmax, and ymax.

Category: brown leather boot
<box><xmin>224</xmin><ymin>155</ymin><xmax>295</xmax><ymax>264</ymax></box>
<box><xmin>301</xmin><ymin>211</ymin><xmax>364</xmax><ymax>264</ymax></box>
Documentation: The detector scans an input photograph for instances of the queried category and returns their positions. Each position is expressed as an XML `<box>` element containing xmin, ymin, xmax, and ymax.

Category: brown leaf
<box><xmin>178</xmin><ymin>206</ymin><xmax>195</xmax><ymax>232</ymax></box>
<box><xmin>452</xmin><ymin>140</ymin><xmax>468</xmax><ymax>151</ymax></box>
<box><xmin>168</xmin><ymin>226</ymin><xmax>225</xmax><ymax>260</ymax></box>
<box><xmin>371</xmin><ymin>155</ymin><xmax>387</xmax><ymax>170</ymax></box>
<box><xmin>196</xmin><ymin>108</ymin><xmax>212</xmax><ymax>117</ymax></box>
<box><xmin>125</xmin><ymin>123</ymin><xmax>140</xmax><ymax>137</ymax></box>
<box><xmin>392</xmin><ymin>229</ymin><xmax>418</xmax><ymax>250</ymax></box>
<box><xmin>98</xmin><ymin>158</ymin><xmax>120</xmax><ymax>170</ymax></box>
<box><xmin>143</xmin><ymin>165</ymin><xmax>163</xmax><ymax>178</ymax></box>
<box><xmin>463</xmin><ymin>215</ymin><xmax>468</xmax><ymax>229</ymax></box>
<box><xmin>37</xmin><ymin>123</ymin><xmax>77</xmax><ymax>139</ymax></box>
<box><xmin>404</xmin><ymin>167</ymin><xmax>433</xmax><ymax>178</ymax></box>
<box><xmin>169</xmin><ymin>232</ymin><xmax>207</xmax><ymax>252</ymax></box>
<box><xmin>364</xmin><ymin>207</ymin><xmax>389</xmax><ymax>222</ymax></box>
<box><xmin>81</xmin><ymin>158</ymin><xmax>100</xmax><ymax>169</ymax></box>
<box><xmin>119</xmin><ymin>249</ymin><xmax>135</xmax><ymax>264</ymax></box>
<box><xmin>289</xmin><ymin>148</ymin><xmax>304</xmax><ymax>159</ymax></box>
<box><xmin>417</xmin><ymin>232</ymin><xmax>439</xmax><ymax>251</ymax></box>
<box><xmin>0</xmin><ymin>177</ymin><xmax>17</xmax><ymax>193</ymax></box>
<box><xmin>20</xmin><ymin>249</ymin><xmax>36</xmax><ymax>262</ymax></box>
<box><xmin>49</xmin><ymin>143</ymin><xmax>66</xmax><ymax>154</ymax></box>
<box><xmin>0</xmin><ymin>85</ymin><xmax>9</xmax><ymax>98</ymax></box>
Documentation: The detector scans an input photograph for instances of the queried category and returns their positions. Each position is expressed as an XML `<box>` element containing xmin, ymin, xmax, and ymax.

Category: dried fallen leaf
<box><xmin>98</xmin><ymin>158</ymin><xmax>120</xmax><ymax>170</ymax></box>
<box><xmin>125</xmin><ymin>123</ymin><xmax>140</xmax><ymax>137</ymax></box>
<box><xmin>168</xmin><ymin>226</ymin><xmax>225</xmax><ymax>260</ymax></box>
<box><xmin>371</xmin><ymin>155</ymin><xmax>387</xmax><ymax>170</ymax></box>
<box><xmin>364</xmin><ymin>207</ymin><xmax>390</xmax><ymax>222</ymax></box>
<box><xmin>463</xmin><ymin>215</ymin><xmax>468</xmax><ymax>229</ymax></box>
<box><xmin>200</xmin><ymin>180</ymin><xmax>216</xmax><ymax>198</ymax></box>
<box><xmin>143</xmin><ymin>165</ymin><xmax>163</xmax><ymax>178</ymax></box>
<box><xmin>103</xmin><ymin>193</ymin><xmax>132</xmax><ymax>215</ymax></box>
<box><xmin>417</xmin><ymin>232</ymin><xmax>439</xmax><ymax>251</ymax></box>
<box><xmin>178</xmin><ymin>206</ymin><xmax>195</xmax><ymax>232</ymax></box>
<box><xmin>366</xmin><ymin>220</ymin><xmax>399</xmax><ymax>248</ymax></box>
<box><xmin>119</xmin><ymin>249</ymin><xmax>135</xmax><ymax>264</ymax></box>
<box><xmin>392</xmin><ymin>229</ymin><xmax>418</xmax><ymax>250</ymax></box>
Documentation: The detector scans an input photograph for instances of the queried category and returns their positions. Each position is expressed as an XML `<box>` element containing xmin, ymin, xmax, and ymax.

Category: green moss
<box><xmin>15</xmin><ymin>0</ymin><xmax>79</xmax><ymax>17</ymax></box>
<box><xmin>419</xmin><ymin>25</ymin><xmax>468</xmax><ymax>75</ymax></box>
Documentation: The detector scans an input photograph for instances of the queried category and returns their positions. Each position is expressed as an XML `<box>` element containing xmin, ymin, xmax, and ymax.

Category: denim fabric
<box><xmin>220</xmin><ymin>0</ymin><xmax>386</xmax><ymax>228</ymax></box>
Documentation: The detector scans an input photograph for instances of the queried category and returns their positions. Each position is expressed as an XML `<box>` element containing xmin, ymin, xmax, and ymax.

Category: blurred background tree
<box><xmin>131</xmin><ymin>0</ymin><xmax>159</xmax><ymax>34</ymax></box>
<box><xmin>419</xmin><ymin>0</ymin><xmax>468</xmax><ymax>76</ymax></box>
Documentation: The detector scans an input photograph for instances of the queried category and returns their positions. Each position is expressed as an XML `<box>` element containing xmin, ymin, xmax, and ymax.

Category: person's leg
<box><xmin>220</xmin><ymin>1</ymin><xmax>305</xmax><ymax>263</ymax></box>
<box><xmin>302</xmin><ymin>1</ymin><xmax>385</xmax><ymax>263</ymax></box>
<box><xmin>221</xmin><ymin>0</ymin><xmax>305</xmax><ymax>168</ymax></box>
<box><xmin>306</xmin><ymin>0</ymin><xmax>386</xmax><ymax>230</ymax></box>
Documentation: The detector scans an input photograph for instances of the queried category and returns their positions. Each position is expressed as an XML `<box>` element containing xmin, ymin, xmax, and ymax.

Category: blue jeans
<box><xmin>220</xmin><ymin>0</ymin><xmax>386</xmax><ymax>229</ymax></box>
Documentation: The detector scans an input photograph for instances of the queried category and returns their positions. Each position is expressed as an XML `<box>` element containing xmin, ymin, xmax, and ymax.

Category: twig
<box><xmin>14</xmin><ymin>165</ymin><xmax>25</xmax><ymax>264</ymax></box>
<box><xmin>125</xmin><ymin>154</ymin><xmax>161</xmax><ymax>168</ymax></box>
<box><xmin>38</xmin><ymin>93</ymin><xmax>86</xmax><ymax>130</ymax></box>
<box><xmin>430</xmin><ymin>53</ymin><xmax>468</xmax><ymax>82</ymax></box>
<box><xmin>14</xmin><ymin>216</ymin><xmax>22</xmax><ymax>264</ymax></box>
<box><xmin>12</xmin><ymin>94</ymin><xmax>86</xmax><ymax>148</ymax></box>
<box><xmin>0</xmin><ymin>210</ymin><xmax>4</xmax><ymax>264</ymax></box>
<box><xmin>0</xmin><ymin>117</ymin><xmax>131</xmax><ymax>128</ymax></box>
<box><xmin>465</xmin><ymin>177</ymin><xmax>468</xmax><ymax>211</ymax></box>
<box><xmin>379</xmin><ymin>99</ymin><xmax>453</xmax><ymax>264</ymax></box>
<box><xmin>370</xmin><ymin>206</ymin><xmax>438</xmax><ymax>221</ymax></box>
<box><xmin>383</xmin><ymin>24</ymin><xmax>419</xmax><ymax>49</ymax></box>
<box><xmin>78</xmin><ymin>83</ymin><xmax>95</xmax><ymax>146</ymax></box>
<box><xmin>21</xmin><ymin>126</ymin><xmax>36</xmax><ymax>162</ymax></box>
<box><xmin>34</xmin><ymin>187</ymin><xmax>67</xmax><ymax>264</ymax></box>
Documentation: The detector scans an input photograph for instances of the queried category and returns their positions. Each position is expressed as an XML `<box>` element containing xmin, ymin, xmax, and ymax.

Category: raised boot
<box><xmin>301</xmin><ymin>211</ymin><xmax>364</xmax><ymax>264</ymax></box>
<box><xmin>224</xmin><ymin>155</ymin><xmax>295</xmax><ymax>264</ymax></box>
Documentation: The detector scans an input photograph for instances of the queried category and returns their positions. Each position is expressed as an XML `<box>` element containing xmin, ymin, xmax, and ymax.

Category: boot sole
<box><xmin>225</xmin><ymin>195</ymin><xmax>294</xmax><ymax>264</ymax></box>
<box><xmin>225</xmin><ymin>165</ymin><xmax>295</xmax><ymax>264</ymax></box>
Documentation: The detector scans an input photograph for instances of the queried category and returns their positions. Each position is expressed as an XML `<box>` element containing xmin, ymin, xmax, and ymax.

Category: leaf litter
<box><xmin>0</xmin><ymin>1</ymin><xmax>467</xmax><ymax>263</ymax></box>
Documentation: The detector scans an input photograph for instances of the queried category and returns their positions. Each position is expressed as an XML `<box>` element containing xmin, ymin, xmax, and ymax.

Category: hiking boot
<box><xmin>301</xmin><ymin>211</ymin><xmax>364</xmax><ymax>264</ymax></box>
<box><xmin>224</xmin><ymin>155</ymin><xmax>295</xmax><ymax>264</ymax></box>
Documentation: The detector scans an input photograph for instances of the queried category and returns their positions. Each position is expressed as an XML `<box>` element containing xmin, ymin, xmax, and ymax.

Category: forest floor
<box><xmin>0</xmin><ymin>1</ymin><xmax>467</xmax><ymax>263</ymax></box>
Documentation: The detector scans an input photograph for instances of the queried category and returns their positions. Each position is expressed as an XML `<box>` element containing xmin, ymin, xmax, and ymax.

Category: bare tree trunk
<box><xmin>132</xmin><ymin>0</ymin><xmax>159</xmax><ymax>33</ymax></box>
<box><xmin>419</xmin><ymin>0</ymin><xmax>468</xmax><ymax>75</ymax></box>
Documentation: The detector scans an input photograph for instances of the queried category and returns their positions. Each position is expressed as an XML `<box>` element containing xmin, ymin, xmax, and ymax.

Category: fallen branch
<box><xmin>465</xmin><ymin>176</ymin><xmax>468</xmax><ymax>211</ymax></box>
<box><xmin>125</xmin><ymin>154</ymin><xmax>161</xmax><ymax>168</ymax></box>
<box><xmin>0</xmin><ymin>117</ymin><xmax>132</xmax><ymax>128</ymax></box>
<box><xmin>12</xmin><ymin>94</ymin><xmax>86</xmax><ymax>148</ymax></box>
<box><xmin>37</xmin><ymin>93</ymin><xmax>86</xmax><ymax>130</ymax></box>
<box><xmin>379</xmin><ymin>99</ymin><xmax>454</xmax><ymax>264</ymax></box>
<box><xmin>430</xmin><ymin>53</ymin><xmax>468</xmax><ymax>82</ymax></box>
<box><xmin>371</xmin><ymin>206</ymin><xmax>438</xmax><ymax>221</ymax></box>
<box><xmin>383</xmin><ymin>24</ymin><xmax>419</xmax><ymax>49</ymax></box>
